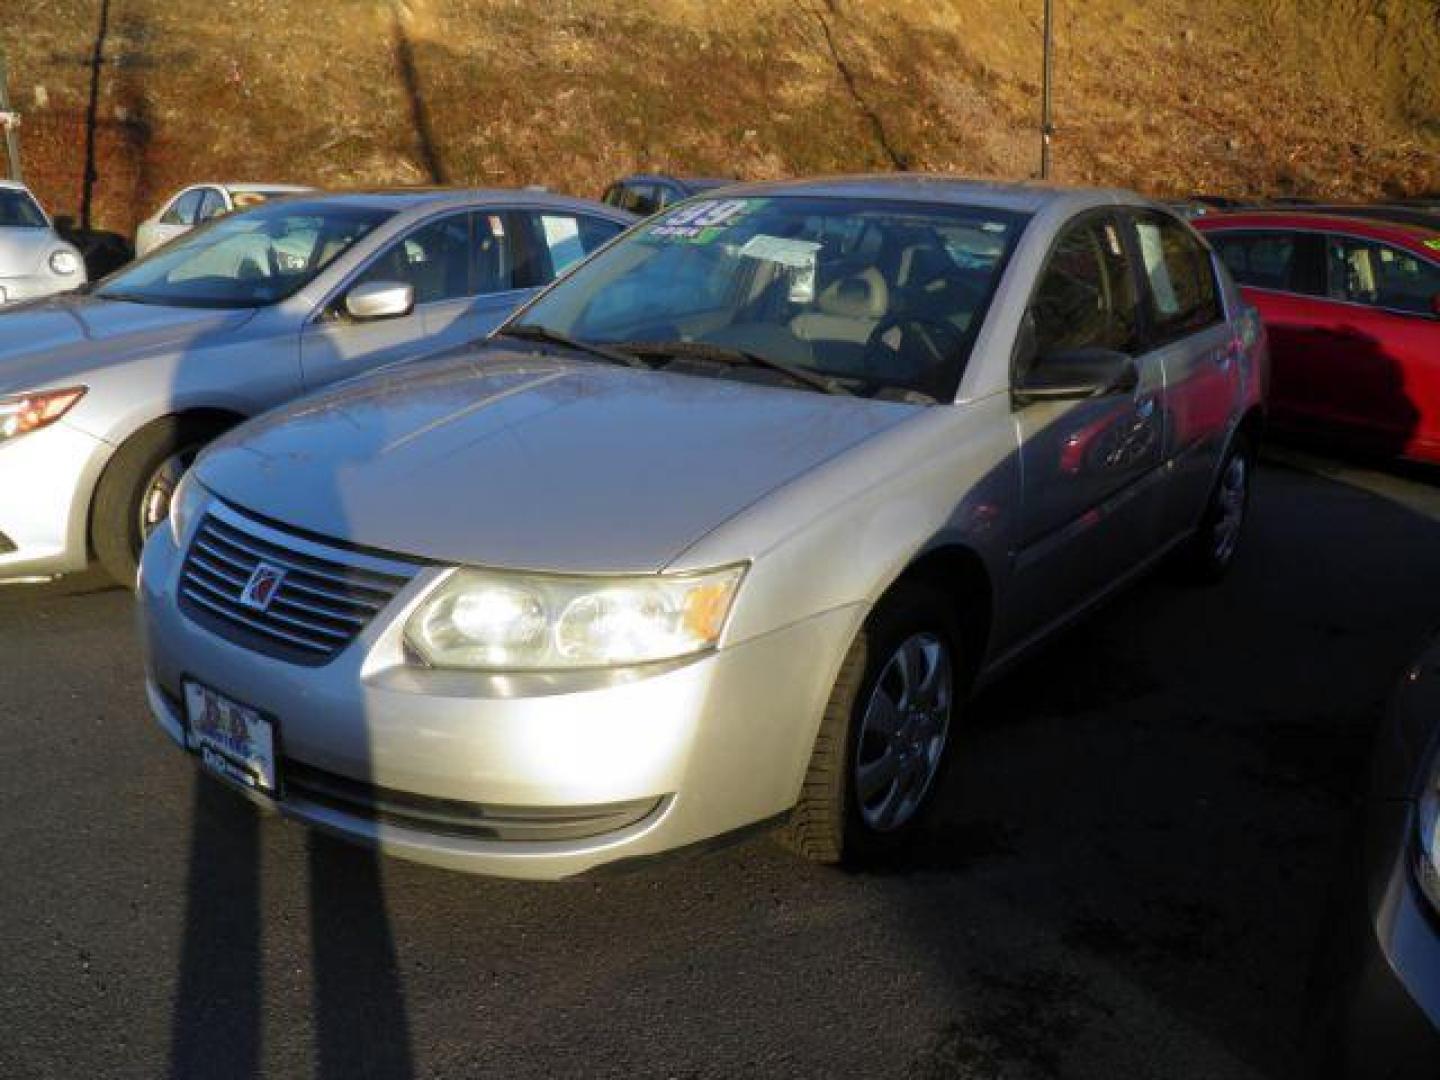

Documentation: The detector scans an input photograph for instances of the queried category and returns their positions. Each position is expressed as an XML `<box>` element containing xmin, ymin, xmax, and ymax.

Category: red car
<box><xmin>1195</xmin><ymin>211</ymin><xmax>1440</xmax><ymax>463</ymax></box>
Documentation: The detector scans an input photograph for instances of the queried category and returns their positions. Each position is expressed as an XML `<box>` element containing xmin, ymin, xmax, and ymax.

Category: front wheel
<box><xmin>782</xmin><ymin>583</ymin><xmax>961</xmax><ymax>865</ymax></box>
<box><xmin>1176</xmin><ymin>434</ymin><xmax>1254</xmax><ymax>584</ymax></box>
<box><xmin>91</xmin><ymin>418</ymin><xmax>221</xmax><ymax>587</ymax></box>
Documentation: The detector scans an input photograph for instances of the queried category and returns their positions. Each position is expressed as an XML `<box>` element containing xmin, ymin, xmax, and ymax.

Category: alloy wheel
<box><xmin>854</xmin><ymin>632</ymin><xmax>953</xmax><ymax>833</ymax></box>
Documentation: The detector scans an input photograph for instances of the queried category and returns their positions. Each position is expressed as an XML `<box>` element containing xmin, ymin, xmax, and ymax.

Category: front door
<box><xmin>1005</xmin><ymin>211</ymin><xmax>1166</xmax><ymax>646</ymax></box>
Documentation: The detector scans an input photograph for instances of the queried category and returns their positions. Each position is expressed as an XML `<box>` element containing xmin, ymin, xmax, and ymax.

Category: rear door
<box><xmin>1207</xmin><ymin>227</ymin><xmax>1329</xmax><ymax>429</ymax></box>
<box><xmin>1127</xmin><ymin>210</ymin><xmax>1238</xmax><ymax>541</ymax></box>
<box><xmin>1008</xmin><ymin>210</ymin><xmax>1165</xmax><ymax>640</ymax></box>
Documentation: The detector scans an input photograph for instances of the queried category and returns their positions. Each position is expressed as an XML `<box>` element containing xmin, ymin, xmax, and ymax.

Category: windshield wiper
<box><xmin>612</xmin><ymin>339</ymin><xmax>854</xmax><ymax>397</ymax></box>
<box><xmin>497</xmin><ymin>324</ymin><xmax>650</xmax><ymax>369</ymax></box>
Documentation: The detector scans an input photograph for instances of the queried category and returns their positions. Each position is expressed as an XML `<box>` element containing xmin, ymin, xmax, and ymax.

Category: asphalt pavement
<box><xmin>3</xmin><ymin>459</ymin><xmax>1438</xmax><ymax>1079</ymax></box>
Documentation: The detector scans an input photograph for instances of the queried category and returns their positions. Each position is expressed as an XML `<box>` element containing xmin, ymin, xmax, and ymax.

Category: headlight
<box><xmin>167</xmin><ymin>468</ymin><xmax>209</xmax><ymax>546</ymax></box>
<box><xmin>405</xmin><ymin>565</ymin><xmax>746</xmax><ymax>671</ymax></box>
<box><xmin>1418</xmin><ymin>746</ymin><xmax>1440</xmax><ymax>910</ymax></box>
<box><xmin>0</xmin><ymin>387</ymin><xmax>86</xmax><ymax>443</ymax></box>
<box><xmin>49</xmin><ymin>249</ymin><xmax>81</xmax><ymax>276</ymax></box>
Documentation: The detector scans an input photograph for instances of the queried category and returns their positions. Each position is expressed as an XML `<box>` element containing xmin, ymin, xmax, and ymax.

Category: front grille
<box><xmin>179</xmin><ymin>505</ymin><xmax>418</xmax><ymax>665</ymax></box>
<box><xmin>285</xmin><ymin>758</ymin><xmax>663</xmax><ymax>842</ymax></box>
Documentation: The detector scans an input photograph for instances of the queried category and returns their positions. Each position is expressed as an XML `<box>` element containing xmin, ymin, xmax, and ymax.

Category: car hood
<box><xmin>197</xmin><ymin>349</ymin><xmax>919</xmax><ymax>573</ymax></box>
<box><xmin>0</xmin><ymin>294</ymin><xmax>254</xmax><ymax>393</ymax></box>
<box><xmin>0</xmin><ymin>228</ymin><xmax>62</xmax><ymax>276</ymax></box>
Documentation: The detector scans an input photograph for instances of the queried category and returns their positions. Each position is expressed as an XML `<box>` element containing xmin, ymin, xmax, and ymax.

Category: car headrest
<box><xmin>816</xmin><ymin>268</ymin><xmax>889</xmax><ymax>319</ymax></box>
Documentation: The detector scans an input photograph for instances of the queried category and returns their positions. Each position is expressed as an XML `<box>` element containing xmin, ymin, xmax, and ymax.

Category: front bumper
<box><xmin>138</xmin><ymin>512</ymin><xmax>860</xmax><ymax>880</ymax></box>
<box><xmin>0</xmin><ymin>273</ymin><xmax>85</xmax><ymax>304</ymax></box>
<box><xmin>0</xmin><ymin>419</ymin><xmax>112</xmax><ymax>579</ymax></box>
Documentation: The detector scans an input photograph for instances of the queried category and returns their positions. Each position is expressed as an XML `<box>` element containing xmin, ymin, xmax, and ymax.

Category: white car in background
<box><xmin>0</xmin><ymin>180</ymin><xmax>86</xmax><ymax>303</ymax></box>
<box><xmin>135</xmin><ymin>183</ymin><xmax>314</xmax><ymax>256</ymax></box>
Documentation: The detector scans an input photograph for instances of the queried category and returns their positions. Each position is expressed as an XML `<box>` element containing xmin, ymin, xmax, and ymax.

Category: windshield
<box><xmin>98</xmin><ymin>202</ymin><xmax>392</xmax><ymax>308</ymax></box>
<box><xmin>510</xmin><ymin>196</ymin><xmax>1028</xmax><ymax>400</ymax></box>
<box><xmin>0</xmin><ymin>189</ymin><xmax>48</xmax><ymax>228</ymax></box>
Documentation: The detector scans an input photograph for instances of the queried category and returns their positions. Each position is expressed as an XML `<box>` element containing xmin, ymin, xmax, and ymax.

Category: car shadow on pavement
<box><xmin>886</xmin><ymin>461</ymin><xmax>1440</xmax><ymax>1079</ymax></box>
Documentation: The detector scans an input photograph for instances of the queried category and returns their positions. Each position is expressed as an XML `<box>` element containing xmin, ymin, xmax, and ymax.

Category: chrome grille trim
<box><xmin>178</xmin><ymin>502</ymin><xmax>419</xmax><ymax>665</ymax></box>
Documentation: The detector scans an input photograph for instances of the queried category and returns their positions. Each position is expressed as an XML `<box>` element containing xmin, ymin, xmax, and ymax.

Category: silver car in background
<box><xmin>0</xmin><ymin>180</ymin><xmax>86</xmax><ymax>303</ymax></box>
<box><xmin>0</xmin><ymin>188</ymin><xmax>633</xmax><ymax>585</ymax></box>
<box><xmin>134</xmin><ymin>182</ymin><xmax>315</xmax><ymax>256</ymax></box>
<box><xmin>139</xmin><ymin>177</ymin><xmax>1267</xmax><ymax>880</ymax></box>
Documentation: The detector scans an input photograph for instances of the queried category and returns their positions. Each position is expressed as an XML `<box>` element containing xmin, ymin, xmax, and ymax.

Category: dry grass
<box><xmin>3</xmin><ymin>0</ymin><xmax>1437</xmax><ymax>236</ymax></box>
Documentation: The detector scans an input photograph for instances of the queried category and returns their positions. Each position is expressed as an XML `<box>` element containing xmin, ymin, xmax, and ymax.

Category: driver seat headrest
<box><xmin>816</xmin><ymin>268</ymin><xmax>889</xmax><ymax>319</ymax></box>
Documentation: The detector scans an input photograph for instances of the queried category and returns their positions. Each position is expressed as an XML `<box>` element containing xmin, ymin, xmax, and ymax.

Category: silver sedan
<box><xmin>0</xmin><ymin>188</ymin><xmax>633</xmax><ymax>585</ymax></box>
<box><xmin>139</xmin><ymin>177</ymin><xmax>1267</xmax><ymax>879</ymax></box>
<box><xmin>0</xmin><ymin>180</ymin><xmax>86</xmax><ymax>304</ymax></box>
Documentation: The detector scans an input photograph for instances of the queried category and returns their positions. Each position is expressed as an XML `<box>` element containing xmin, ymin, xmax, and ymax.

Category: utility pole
<box><xmin>0</xmin><ymin>49</ymin><xmax>22</xmax><ymax>183</ymax></box>
<box><xmin>1040</xmin><ymin>0</ymin><xmax>1054</xmax><ymax>180</ymax></box>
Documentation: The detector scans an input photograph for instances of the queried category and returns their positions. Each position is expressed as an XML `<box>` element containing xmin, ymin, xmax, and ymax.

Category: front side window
<box><xmin>1029</xmin><ymin>215</ymin><xmax>1140</xmax><ymax>356</ymax></box>
<box><xmin>0</xmin><ymin>189</ymin><xmax>48</xmax><ymax>228</ymax></box>
<box><xmin>99</xmin><ymin>202</ymin><xmax>392</xmax><ymax>308</ymax></box>
<box><xmin>509</xmin><ymin>196</ymin><xmax>1029</xmax><ymax>401</ymax></box>
<box><xmin>1134</xmin><ymin>212</ymin><xmax>1222</xmax><ymax>341</ymax></box>
<box><xmin>160</xmin><ymin>189</ymin><xmax>204</xmax><ymax>226</ymax></box>
<box><xmin>1325</xmin><ymin>235</ymin><xmax>1440</xmax><ymax>316</ymax></box>
<box><xmin>357</xmin><ymin>213</ymin><xmax>475</xmax><ymax>306</ymax></box>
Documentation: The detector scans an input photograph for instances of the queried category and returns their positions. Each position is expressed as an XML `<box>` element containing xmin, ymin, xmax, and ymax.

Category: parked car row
<box><xmin>2</xmin><ymin>169</ymin><xmax>1436</xmax><ymax>1072</ymax></box>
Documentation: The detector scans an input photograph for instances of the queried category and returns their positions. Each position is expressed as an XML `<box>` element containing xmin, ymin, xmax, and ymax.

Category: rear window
<box><xmin>0</xmin><ymin>189</ymin><xmax>48</xmax><ymax>229</ymax></box>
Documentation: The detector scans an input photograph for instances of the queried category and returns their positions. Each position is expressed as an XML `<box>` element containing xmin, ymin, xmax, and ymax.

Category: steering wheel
<box><xmin>861</xmin><ymin>315</ymin><xmax>968</xmax><ymax>398</ymax></box>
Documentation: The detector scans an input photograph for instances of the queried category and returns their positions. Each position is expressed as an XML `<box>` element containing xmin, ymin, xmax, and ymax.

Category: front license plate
<box><xmin>183</xmin><ymin>681</ymin><xmax>279</xmax><ymax>797</ymax></box>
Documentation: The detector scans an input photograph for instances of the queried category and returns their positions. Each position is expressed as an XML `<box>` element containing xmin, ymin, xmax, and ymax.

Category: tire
<box><xmin>782</xmin><ymin>582</ymin><xmax>963</xmax><ymax>865</ymax></box>
<box><xmin>1174</xmin><ymin>432</ymin><xmax>1255</xmax><ymax>585</ymax></box>
<box><xmin>91</xmin><ymin>416</ymin><xmax>224</xmax><ymax>587</ymax></box>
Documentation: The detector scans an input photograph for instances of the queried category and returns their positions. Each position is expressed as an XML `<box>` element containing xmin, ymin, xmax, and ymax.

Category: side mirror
<box><xmin>1014</xmin><ymin>347</ymin><xmax>1139</xmax><ymax>404</ymax></box>
<box><xmin>344</xmin><ymin>280</ymin><xmax>414</xmax><ymax>322</ymax></box>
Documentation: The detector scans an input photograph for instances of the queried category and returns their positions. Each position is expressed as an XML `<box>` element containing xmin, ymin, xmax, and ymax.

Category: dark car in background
<box><xmin>1195</xmin><ymin>211</ymin><xmax>1440</xmax><ymax>464</ymax></box>
<box><xmin>601</xmin><ymin>174</ymin><xmax>735</xmax><ymax>216</ymax></box>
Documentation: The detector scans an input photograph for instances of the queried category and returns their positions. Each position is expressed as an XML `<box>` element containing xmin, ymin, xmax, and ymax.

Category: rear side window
<box><xmin>1210</xmin><ymin>230</ymin><xmax>1297</xmax><ymax>291</ymax></box>
<box><xmin>615</xmin><ymin>184</ymin><xmax>660</xmax><ymax>216</ymax></box>
<box><xmin>512</xmin><ymin>212</ymin><xmax>624</xmax><ymax>287</ymax></box>
<box><xmin>1134</xmin><ymin>212</ymin><xmax>1222</xmax><ymax>342</ymax></box>
<box><xmin>1325</xmin><ymin>235</ymin><xmax>1440</xmax><ymax>316</ymax></box>
<box><xmin>1029</xmin><ymin>214</ymin><xmax>1141</xmax><ymax>356</ymax></box>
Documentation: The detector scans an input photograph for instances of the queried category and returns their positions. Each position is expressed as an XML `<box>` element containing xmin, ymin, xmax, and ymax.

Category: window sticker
<box><xmin>488</xmin><ymin>214</ymin><xmax>505</xmax><ymax>237</ymax></box>
<box><xmin>650</xmin><ymin>199</ymin><xmax>755</xmax><ymax>243</ymax></box>
<box><xmin>1137</xmin><ymin>221</ymin><xmax>1179</xmax><ymax>316</ymax></box>
<box><xmin>739</xmin><ymin>235</ymin><xmax>820</xmax><ymax>303</ymax></box>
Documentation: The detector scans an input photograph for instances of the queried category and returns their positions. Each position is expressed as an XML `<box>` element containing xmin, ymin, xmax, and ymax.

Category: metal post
<box><xmin>0</xmin><ymin>50</ymin><xmax>21</xmax><ymax>183</ymax></box>
<box><xmin>1040</xmin><ymin>0</ymin><xmax>1054</xmax><ymax>180</ymax></box>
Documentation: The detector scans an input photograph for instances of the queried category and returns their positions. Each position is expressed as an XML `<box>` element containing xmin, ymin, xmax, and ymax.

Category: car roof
<box><xmin>0</xmin><ymin>179</ymin><xmax>34</xmax><ymax>193</ymax></box>
<box><xmin>223</xmin><ymin>182</ymin><xmax>314</xmax><ymax>194</ymax></box>
<box><xmin>245</xmin><ymin>187</ymin><xmax>633</xmax><ymax>216</ymax></box>
<box><xmin>1193</xmin><ymin>209</ymin><xmax>1440</xmax><ymax>248</ymax></box>
<box><xmin>707</xmin><ymin>173</ymin><xmax>1149</xmax><ymax>215</ymax></box>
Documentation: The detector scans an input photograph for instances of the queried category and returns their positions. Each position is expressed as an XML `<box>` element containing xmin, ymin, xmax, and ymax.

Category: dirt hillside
<box><xmin>4</xmin><ymin>0</ymin><xmax>1439</xmax><ymax>238</ymax></box>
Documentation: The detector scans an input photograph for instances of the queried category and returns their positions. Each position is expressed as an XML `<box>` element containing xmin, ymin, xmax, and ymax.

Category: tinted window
<box><xmin>1210</xmin><ymin>230</ymin><xmax>1297</xmax><ymax>291</ymax></box>
<box><xmin>619</xmin><ymin>184</ymin><xmax>661</xmax><ymax>216</ymax></box>
<box><xmin>100</xmin><ymin>203</ymin><xmax>391</xmax><ymax>308</ymax></box>
<box><xmin>1325</xmin><ymin>235</ymin><xmax>1440</xmax><ymax>316</ymax></box>
<box><xmin>0</xmin><ymin>189</ymin><xmax>47</xmax><ymax>228</ymax></box>
<box><xmin>161</xmin><ymin>190</ymin><xmax>204</xmax><ymax>226</ymax></box>
<box><xmin>1030</xmin><ymin>215</ymin><xmax>1140</xmax><ymax>356</ymax></box>
<box><xmin>1134</xmin><ymin>213</ymin><xmax>1222</xmax><ymax>340</ymax></box>
<box><xmin>358</xmin><ymin>213</ymin><xmax>474</xmax><ymax>305</ymax></box>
